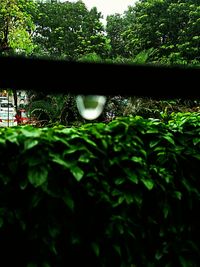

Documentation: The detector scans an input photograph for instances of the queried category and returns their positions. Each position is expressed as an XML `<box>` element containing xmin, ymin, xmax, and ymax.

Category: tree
<box><xmin>0</xmin><ymin>0</ymin><xmax>37</xmax><ymax>55</ymax></box>
<box><xmin>75</xmin><ymin>6</ymin><xmax>111</xmax><ymax>59</ymax></box>
<box><xmin>106</xmin><ymin>14</ymin><xmax>127</xmax><ymax>58</ymax></box>
<box><xmin>0</xmin><ymin>0</ymin><xmax>37</xmax><ymax>109</ymax></box>
<box><xmin>118</xmin><ymin>0</ymin><xmax>200</xmax><ymax>64</ymax></box>
<box><xmin>32</xmin><ymin>0</ymin><xmax>110</xmax><ymax>60</ymax></box>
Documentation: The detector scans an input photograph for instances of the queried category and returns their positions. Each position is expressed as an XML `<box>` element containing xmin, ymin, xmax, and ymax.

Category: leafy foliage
<box><xmin>106</xmin><ymin>0</ymin><xmax>200</xmax><ymax>65</ymax></box>
<box><xmin>0</xmin><ymin>0</ymin><xmax>37</xmax><ymax>55</ymax></box>
<box><xmin>31</xmin><ymin>0</ymin><xmax>110</xmax><ymax>60</ymax></box>
<box><xmin>0</xmin><ymin>114</ymin><xmax>200</xmax><ymax>266</ymax></box>
<box><xmin>26</xmin><ymin>92</ymin><xmax>84</xmax><ymax>127</ymax></box>
<box><xmin>1</xmin><ymin>0</ymin><xmax>199</xmax><ymax>65</ymax></box>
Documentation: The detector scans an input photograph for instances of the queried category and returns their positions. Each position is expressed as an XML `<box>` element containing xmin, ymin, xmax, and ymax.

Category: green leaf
<box><xmin>28</xmin><ymin>166</ymin><xmax>48</xmax><ymax>187</ymax></box>
<box><xmin>78</xmin><ymin>154</ymin><xmax>90</xmax><ymax>163</ymax></box>
<box><xmin>101</xmin><ymin>180</ymin><xmax>110</xmax><ymax>192</ymax></box>
<box><xmin>113</xmin><ymin>244</ymin><xmax>121</xmax><ymax>256</ymax></box>
<box><xmin>173</xmin><ymin>191</ymin><xmax>182</xmax><ymax>200</ymax></box>
<box><xmin>19</xmin><ymin>179</ymin><xmax>28</xmax><ymax>190</ymax></box>
<box><xmin>50</xmin><ymin>242</ymin><xmax>57</xmax><ymax>255</ymax></box>
<box><xmin>192</xmin><ymin>154</ymin><xmax>200</xmax><ymax>160</ymax></box>
<box><xmin>163</xmin><ymin>135</ymin><xmax>175</xmax><ymax>145</ymax></box>
<box><xmin>125</xmin><ymin>169</ymin><xmax>138</xmax><ymax>184</ymax></box>
<box><xmin>141</xmin><ymin>179</ymin><xmax>154</xmax><ymax>190</ymax></box>
<box><xmin>0</xmin><ymin>174</ymin><xmax>10</xmax><ymax>185</ymax></box>
<box><xmin>179</xmin><ymin>256</ymin><xmax>188</xmax><ymax>267</ymax></box>
<box><xmin>186</xmin><ymin>240</ymin><xmax>199</xmax><ymax>252</ymax></box>
<box><xmin>30</xmin><ymin>194</ymin><xmax>42</xmax><ymax>208</ymax></box>
<box><xmin>155</xmin><ymin>251</ymin><xmax>163</xmax><ymax>261</ymax></box>
<box><xmin>71</xmin><ymin>235</ymin><xmax>80</xmax><ymax>245</ymax></box>
<box><xmin>134</xmin><ymin>194</ymin><xmax>143</xmax><ymax>206</ymax></box>
<box><xmin>48</xmin><ymin>225</ymin><xmax>60</xmax><ymax>238</ymax></box>
<box><xmin>182</xmin><ymin>179</ymin><xmax>192</xmax><ymax>193</ymax></box>
<box><xmin>114</xmin><ymin>177</ymin><xmax>124</xmax><ymax>185</ymax></box>
<box><xmin>50</xmin><ymin>154</ymin><xmax>71</xmax><ymax>169</ymax></box>
<box><xmin>193</xmin><ymin>137</ymin><xmax>200</xmax><ymax>145</ymax></box>
<box><xmin>63</xmin><ymin>192</ymin><xmax>74</xmax><ymax>211</ymax></box>
<box><xmin>63</xmin><ymin>146</ymin><xmax>79</xmax><ymax>154</ymax></box>
<box><xmin>24</xmin><ymin>139</ymin><xmax>39</xmax><ymax>150</ymax></box>
<box><xmin>83</xmin><ymin>137</ymin><xmax>97</xmax><ymax>147</ymax></box>
<box><xmin>70</xmin><ymin>166</ymin><xmax>84</xmax><ymax>181</ymax></box>
<box><xmin>163</xmin><ymin>205</ymin><xmax>169</xmax><ymax>219</ymax></box>
<box><xmin>112</xmin><ymin>189</ymin><xmax>121</xmax><ymax>196</ymax></box>
<box><xmin>0</xmin><ymin>138</ymin><xmax>6</xmax><ymax>145</ymax></box>
<box><xmin>101</xmin><ymin>139</ymin><xmax>108</xmax><ymax>149</ymax></box>
<box><xmin>20</xmin><ymin>127</ymin><xmax>41</xmax><ymax>138</ymax></box>
<box><xmin>131</xmin><ymin>156</ymin><xmax>143</xmax><ymax>164</ymax></box>
<box><xmin>19</xmin><ymin>220</ymin><xmax>26</xmax><ymax>231</ymax></box>
<box><xmin>125</xmin><ymin>193</ymin><xmax>134</xmax><ymax>204</ymax></box>
<box><xmin>114</xmin><ymin>144</ymin><xmax>122</xmax><ymax>152</ymax></box>
<box><xmin>118</xmin><ymin>196</ymin><xmax>124</xmax><ymax>205</ymax></box>
<box><xmin>149</xmin><ymin>140</ymin><xmax>160</xmax><ymax>148</ymax></box>
<box><xmin>5</xmin><ymin>133</ymin><xmax>19</xmax><ymax>144</ymax></box>
<box><xmin>116</xmin><ymin>223</ymin><xmax>124</xmax><ymax>234</ymax></box>
<box><xmin>154</xmin><ymin>146</ymin><xmax>165</xmax><ymax>152</ymax></box>
<box><xmin>127</xmin><ymin>229</ymin><xmax>136</xmax><ymax>239</ymax></box>
<box><xmin>91</xmin><ymin>242</ymin><xmax>100</xmax><ymax>257</ymax></box>
<box><xmin>147</xmin><ymin>129</ymin><xmax>159</xmax><ymax>134</ymax></box>
<box><xmin>27</xmin><ymin>156</ymin><xmax>44</xmax><ymax>167</ymax></box>
<box><xmin>133</xmin><ymin>135</ymin><xmax>144</xmax><ymax>145</ymax></box>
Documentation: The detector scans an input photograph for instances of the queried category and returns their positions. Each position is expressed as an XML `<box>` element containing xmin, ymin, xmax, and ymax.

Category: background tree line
<box><xmin>0</xmin><ymin>0</ymin><xmax>199</xmax><ymax>126</ymax></box>
<box><xmin>107</xmin><ymin>0</ymin><xmax>200</xmax><ymax>65</ymax></box>
<box><xmin>1</xmin><ymin>0</ymin><xmax>199</xmax><ymax>65</ymax></box>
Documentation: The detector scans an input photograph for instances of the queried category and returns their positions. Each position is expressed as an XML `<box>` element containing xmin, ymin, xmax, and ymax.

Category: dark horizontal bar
<box><xmin>0</xmin><ymin>55</ymin><xmax>199</xmax><ymax>98</ymax></box>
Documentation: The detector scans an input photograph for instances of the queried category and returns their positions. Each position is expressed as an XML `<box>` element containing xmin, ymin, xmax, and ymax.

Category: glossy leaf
<box><xmin>28</xmin><ymin>166</ymin><xmax>48</xmax><ymax>187</ymax></box>
<box><xmin>70</xmin><ymin>166</ymin><xmax>84</xmax><ymax>182</ymax></box>
<box><xmin>91</xmin><ymin>242</ymin><xmax>100</xmax><ymax>257</ymax></box>
<box><xmin>141</xmin><ymin>179</ymin><xmax>154</xmax><ymax>190</ymax></box>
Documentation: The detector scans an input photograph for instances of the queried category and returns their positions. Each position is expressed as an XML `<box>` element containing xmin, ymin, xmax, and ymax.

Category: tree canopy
<box><xmin>1</xmin><ymin>0</ymin><xmax>199</xmax><ymax>64</ymax></box>
<box><xmin>0</xmin><ymin>0</ymin><xmax>200</xmax><ymax>126</ymax></box>
<box><xmin>0</xmin><ymin>0</ymin><xmax>37</xmax><ymax>55</ymax></box>
<box><xmin>31</xmin><ymin>0</ymin><xmax>110</xmax><ymax>60</ymax></box>
<box><xmin>106</xmin><ymin>0</ymin><xmax>200</xmax><ymax>65</ymax></box>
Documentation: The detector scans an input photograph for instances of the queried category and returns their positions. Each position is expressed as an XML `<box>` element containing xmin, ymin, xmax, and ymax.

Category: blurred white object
<box><xmin>76</xmin><ymin>95</ymin><xmax>106</xmax><ymax>120</ymax></box>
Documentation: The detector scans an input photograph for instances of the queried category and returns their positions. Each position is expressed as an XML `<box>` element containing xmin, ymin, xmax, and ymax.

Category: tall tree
<box><xmin>106</xmin><ymin>14</ymin><xmax>127</xmax><ymax>58</ymax></box>
<box><xmin>117</xmin><ymin>0</ymin><xmax>200</xmax><ymax>64</ymax></box>
<box><xmin>32</xmin><ymin>0</ymin><xmax>110</xmax><ymax>60</ymax></box>
<box><xmin>75</xmin><ymin>6</ymin><xmax>111</xmax><ymax>59</ymax></box>
<box><xmin>0</xmin><ymin>0</ymin><xmax>37</xmax><ymax>55</ymax></box>
<box><xmin>0</xmin><ymin>0</ymin><xmax>37</xmax><ymax>109</ymax></box>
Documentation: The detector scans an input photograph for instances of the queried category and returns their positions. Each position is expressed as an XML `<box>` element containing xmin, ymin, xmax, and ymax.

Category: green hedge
<box><xmin>0</xmin><ymin>113</ymin><xmax>200</xmax><ymax>267</ymax></box>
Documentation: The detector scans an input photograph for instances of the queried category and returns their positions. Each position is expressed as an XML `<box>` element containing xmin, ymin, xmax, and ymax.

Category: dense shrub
<box><xmin>0</xmin><ymin>113</ymin><xmax>200</xmax><ymax>266</ymax></box>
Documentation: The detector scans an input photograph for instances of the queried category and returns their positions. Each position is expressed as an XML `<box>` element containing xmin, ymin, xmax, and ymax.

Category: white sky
<box><xmin>67</xmin><ymin>0</ymin><xmax>137</xmax><ymax>19</ymax></box>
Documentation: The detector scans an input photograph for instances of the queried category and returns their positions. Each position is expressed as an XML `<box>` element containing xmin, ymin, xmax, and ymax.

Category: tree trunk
<box><xmin>12</xmin><ymin>89</ymin><xmax>18</xmax><ymax>111</ymax></box>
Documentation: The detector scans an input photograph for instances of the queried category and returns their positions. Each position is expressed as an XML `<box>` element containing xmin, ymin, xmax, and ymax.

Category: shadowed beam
<box><xmin>0</xmin><ymin>55</ymin><xmax>199</xmax><ymax>98</ymax></box>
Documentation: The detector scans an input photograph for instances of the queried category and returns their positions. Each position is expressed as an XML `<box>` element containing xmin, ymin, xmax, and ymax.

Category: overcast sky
<box><xmin>68</xmin><ymin>0</ymin><xmax>137</xmax><ymax>19</ymax></box>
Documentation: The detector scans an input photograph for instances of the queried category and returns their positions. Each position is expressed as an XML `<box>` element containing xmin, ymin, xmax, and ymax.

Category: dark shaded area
<box><xmin>0</xmin><ymin>116</ymin><xmax>200</xmax><ymax>266</ymax></box>
<box><xmin>0</xmin><ymin>55</ymin><xmax>199</xmax><ymax>98</ymax></box>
